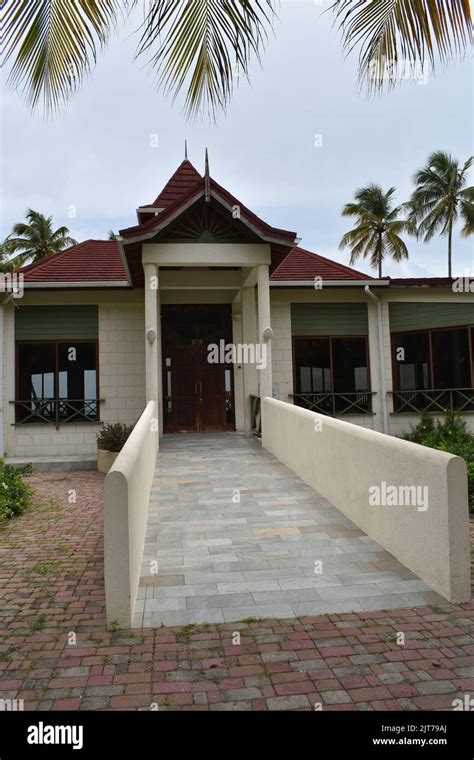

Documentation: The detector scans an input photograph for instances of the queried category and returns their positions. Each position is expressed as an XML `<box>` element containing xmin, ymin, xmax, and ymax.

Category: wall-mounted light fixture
<box><xmin>146</xmin><ymin>328</ymin><xmax>157</xmax><ymax>344</ymax></box>
<box><xmin>262</xmin><ymin>327</ymin><xmax>273</xmax><ymax>342</ymax></box>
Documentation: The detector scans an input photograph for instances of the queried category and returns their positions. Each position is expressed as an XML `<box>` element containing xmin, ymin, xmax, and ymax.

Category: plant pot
<box><xmin>97</xmin><ymin>448</ymin><xmax>120</xmax><ymax>475</ymax></box>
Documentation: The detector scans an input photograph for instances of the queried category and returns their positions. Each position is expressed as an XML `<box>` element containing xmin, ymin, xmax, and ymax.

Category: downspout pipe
<box><xmin>364</xmin><ymin>285</ymin><xmax>389</xmax><ymax>435</ymax></box>
<box><xmin>0</xmin><ymin>294</ymin><xmax>18</xmax><ymax>457</ymax></box>
<box><xmin>0</xmin><ymin>295</ymin><xmax>13</xmax><ymax>458</ymax></box>
<box><xmin>0</xmin><ymin>300</ymin><xmax>3</xmax><ymax>457</ymax></box>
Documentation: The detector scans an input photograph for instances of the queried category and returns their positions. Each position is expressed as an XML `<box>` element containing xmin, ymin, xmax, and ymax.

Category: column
<box><xmin>242</xmin><ymin>286</ymin><xmax>259</xmax><ymax>433</ymax></box>
<box><xmin>156</xmin><ymin>282</ymin><xmax>163</xmax><ymax>436</ymax></box>
<box><xmin>257</xmin><ymin>263</ymin><xmax>273</xmax><ymax>403</ymax></box>
<box><xmin>144</xmin><ymin>263</ymin><xmax>159</xmax><ymax>432</ymax></box>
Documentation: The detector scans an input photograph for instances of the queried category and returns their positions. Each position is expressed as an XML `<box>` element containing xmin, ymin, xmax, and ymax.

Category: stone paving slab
<box><xmin>138</xmin><ymin>434</ymin><xmax>438</xmax><ymax>628</ymax></box>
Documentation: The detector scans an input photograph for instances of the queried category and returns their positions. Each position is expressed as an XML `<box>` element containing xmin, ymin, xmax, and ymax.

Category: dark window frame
<box><xmin>15</xmin><ymin>338</ymin><xmax>100</xmax><ymax>424</ymax></box>
<box><xmin>292</xmin><ymin>334</ymin><xmax>372</xmax><ymax>394</ymax></box>
<box><xmin>391</xmin><ymin>323</ymin><xmax>474</xmax><ymax>390</ymax></box>
<box><xmin>390</xmin><ymin>323</ymin><xmax>474</xmax><ymax>413</ymax></box>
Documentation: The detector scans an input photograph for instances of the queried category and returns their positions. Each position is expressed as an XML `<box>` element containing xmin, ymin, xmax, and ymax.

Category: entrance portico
<box><xmin>121</xmin><ymin>158</ymin><xmax>298</xmax><ymax>441</ymax></box>
<box><xmin>142</xmin><ymin>259</ymin><xmax>272</xmax><ymax>437</ymax></box>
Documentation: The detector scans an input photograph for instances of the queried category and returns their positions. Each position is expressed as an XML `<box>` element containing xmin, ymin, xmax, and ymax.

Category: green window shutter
<box><xmin>291</xmin><ymin>303</ymin><xmax>368</xmax><ymax>336</ymax></box>
<box><xmin>389</xmin><ymin>302</ymin><xmax>474</xmax><ymax>332</ymax></box>
<box><xmin>15</xmin><ymin>306</ymin><xmax>98</xmax><ymax>340</ymax></box>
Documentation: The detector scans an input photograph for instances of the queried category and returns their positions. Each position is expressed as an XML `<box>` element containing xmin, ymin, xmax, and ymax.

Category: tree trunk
<box><xmin>448</xmin><ymin>221</ymin><xmax>453</xmax><ymax>278</ymax></box>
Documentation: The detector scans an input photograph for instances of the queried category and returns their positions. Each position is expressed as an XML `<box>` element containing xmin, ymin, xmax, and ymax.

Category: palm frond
<box><xmin>415</xmin><ymin>198</ymin><xmax>451</xmax><ymax>239</ymax></box>
<box><xmin>385</xmin><ymin>228</ymin><xmax>410</xmax><ymax>260</ymax></box>
<box><xmin>4</xmin><ymin>0</ymin><xmax>120</xmax><ymax>114</ymax></box>
<box><xmin>134</xmin><ymin>0</ymin><xmax>276</xmax><ymax>120</ymax></box>
<box><xmin>459</xmin><ymin>190</ymin><xmax>474</xmax><ymax>236</ymax></box>
<box><xmin>332</xmin><ymin>0</ymin><xmax>473</xmax><ymax>94</ymax></box>
<box><xmin>387</xmin><ymin>218</ymin><xmax>417</xmax><ymax>236</ymax></box>
<box><xmin>339</xmin><ymin>224</ymin><xmax>374</xmax><ymax>252</ymax></box>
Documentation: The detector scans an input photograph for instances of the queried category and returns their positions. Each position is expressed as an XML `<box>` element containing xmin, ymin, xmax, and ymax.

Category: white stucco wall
<box><xmin>104</xmin><ymin>400</ymin><xmax>158</xmax><ymax>628</ymax></box>
<box><xmin>263</xmin><ymin>398</ymin><xmax>471</xmax><ymax>603</ymax></box>
<box><xmin>99</xmin><ymin>306</ymin><xmax>145</xmax><ymax>426</ymax></box>
<box><xmin>270</xmin><ymin>303</ymin><xmax>293</xmax><ymax>402</ymax></box>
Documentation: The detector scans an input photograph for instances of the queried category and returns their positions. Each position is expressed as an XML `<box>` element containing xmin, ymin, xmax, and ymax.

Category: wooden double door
<box><xmin>162</xmin><ymin>305</ymin><xmax>234</xmax><ymax>433</ymax></box>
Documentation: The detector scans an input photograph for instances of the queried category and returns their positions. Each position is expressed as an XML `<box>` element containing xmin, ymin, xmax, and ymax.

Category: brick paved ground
<box><xmin>0</xmin><ymin>470</ymin><xmax>472</xmax><ymax>711</ymax></box>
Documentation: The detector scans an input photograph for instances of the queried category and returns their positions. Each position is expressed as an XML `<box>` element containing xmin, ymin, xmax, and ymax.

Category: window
<box><xmin>392</xmin><ymin>325</ymin><xmax>473</xmax><ymax>412</ymax></box>
<box><xmin>393</xmin><ymin>332</ymin><xmax>430</xmax><ymax>391</ymax></box>
<box><xmin>295</xmin><ymin>339</ymin><xmax>331</xmax><ymax>394</ymax></box>
<box><xmin>16</xmin><ymin>341</ymin><xmax>99</xmax><ymax>423</ymax></box>
<box><xmin>431</xmin><ymin>328</ymin><xmax>471</xmax><ymax>388</ymax></box>
<box><xmin>294</xmin><ymin>336</ymin><xmax>371</xmax><ymax>414</ymax></box>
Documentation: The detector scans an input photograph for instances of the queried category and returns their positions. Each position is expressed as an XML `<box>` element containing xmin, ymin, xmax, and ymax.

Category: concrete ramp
<box><xmin>134</xmin><ymin>433</ymin><xmax>439</xmax><ymax>628</ymax></box>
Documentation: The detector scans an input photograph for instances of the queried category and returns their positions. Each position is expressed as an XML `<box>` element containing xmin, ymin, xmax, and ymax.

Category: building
<box><xmin>1</xmin><ymin>157</ymin><xmax>473</xmax><ymax>459</ymax></box>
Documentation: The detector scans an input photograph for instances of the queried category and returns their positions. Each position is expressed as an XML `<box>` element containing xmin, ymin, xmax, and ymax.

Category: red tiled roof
<box><xmin>270</xmin><ymin>247</ymin><xmax>374</xmax><ymax>282</ymax></box>
<box><xmin>122</xmin><ymin>171</ymin><xmax>297</xmax><ymax>245</ymax></box>
<box><xmin>139</xmin><ymin>160</ymin><xmax>202</xmax><ymax>210</ymax></box>
<box><xmin>20</xmin><ymin>240</ymin><xmax>128</xmax><ymax>283</ymax></box>
<box><xmin>210</xmin><ymin>177</ymin><xmax>297</xmax><ymax>244</ymax></box>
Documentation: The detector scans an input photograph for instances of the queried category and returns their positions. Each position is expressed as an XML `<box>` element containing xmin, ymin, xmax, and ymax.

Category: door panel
<box><xmin>165</xmin><ymin>347</ymin><xmax>198</xmax><ymax>431</ymax></box>
<box><xmin>162</xmin><ymin>305</ymin><xmax>235</xmax><ymax>433</ymax></box>
<box><xmin>198</xmin><ymin>347</ymin><xmax>226</xmax><ymax>430</ymax></box>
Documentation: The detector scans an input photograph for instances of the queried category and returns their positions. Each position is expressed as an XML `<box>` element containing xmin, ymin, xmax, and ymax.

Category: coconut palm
<box><xmin>6</xmin><ymin>210</ymin><xmax>77</xmax><ymax>267</ymax></box>
<box><xmin>0</xmin><ymin>240</ymin><xmax>17</xmax><ymax>274</ymax></box>
<box><xmin>3</xmin><ymin>1</ymin><xmax>472</xmax><ymax>119</ymax></box>
<box><xmin>339</xmin><ymin>185</ymin><xmax>416</xmax><ymax>278</ymax></box>
<box><xmin>409</xmin><ymin>151</ymin><xmax>474</xmax><ymax>277</ymax></box>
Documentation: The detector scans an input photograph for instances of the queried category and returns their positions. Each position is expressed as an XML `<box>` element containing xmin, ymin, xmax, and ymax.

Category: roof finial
<box><xmin>204</xmin><ymin>148</ymin><xmax>210</xmax><ymax>203</ymax></box>
<box><xmin>184</xmin><ymin>139</ymin><xmax>188</xmax><ymax>160</ymax></box>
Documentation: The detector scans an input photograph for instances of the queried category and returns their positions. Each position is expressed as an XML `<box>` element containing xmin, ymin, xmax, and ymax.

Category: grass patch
<box><xmin>32</xmin><ymin>613</ymin><xmax>47</xmax><ymax>632</ymax></box>
<box><xmin>26</xmin><ymin>561</ymin><xmax>60</xmax><ymax>577</ymax></box>
<box><xmin>176</xmin><ymin>624</ymin><xmax>196</xmax><ymax>643</ymax></box>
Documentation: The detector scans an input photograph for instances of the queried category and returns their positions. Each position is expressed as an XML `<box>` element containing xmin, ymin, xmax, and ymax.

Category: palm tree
<box><xmin>339</xmin><ymin>185</ymin><xmax>416</xmax><ymax>278</ymax></box>
<box><xmin>3</xmin><ymin>1</ymin><xmax>472</xmax><ymax>119</ymax></box>
<box><xmin>409</xmin><ymin>151</ymin><xmax>474</xmax><ymax>277</ymax></box>
<box><xmin>0</xmin><ymin>240</ymin><xmax>17</xmax><ymax>273</ymax></box>
<box><xmin>108</xmin><ymin>230</ymin><xmax>119</xmax><ymax>241</ymax></box>
<box><xmin>6</xmin><ymin>210</ymin><xmax>77</xmax><ymax>268</ymax></box>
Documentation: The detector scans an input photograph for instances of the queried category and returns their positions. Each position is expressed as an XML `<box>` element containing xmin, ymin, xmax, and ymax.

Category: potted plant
<box><xmin>96</xmin><ymin>422</ymin><xmax>133</xmax><ymax>474</ymax></box>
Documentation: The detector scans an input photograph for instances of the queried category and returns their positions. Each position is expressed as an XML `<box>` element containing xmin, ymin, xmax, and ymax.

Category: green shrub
<box><xmin>0</xmin><ymin>459</ymin><xmax>33</xmax><ymax>521</ymax></box>
<box><xmin>401</xmin><ymin>412</ymin><xmax>474</xmax><ymax>512</ymax></box>
<box><xmin>96</xmin><ymin>422</ymin><xmax>133</xmax><ymax>452</ymax></box>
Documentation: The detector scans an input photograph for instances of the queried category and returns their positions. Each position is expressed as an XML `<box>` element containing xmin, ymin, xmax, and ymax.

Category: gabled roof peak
<box><xmin>138</xmin><ymin>159</ymin><xmax>202</xmax><ymax>213</ymax></box>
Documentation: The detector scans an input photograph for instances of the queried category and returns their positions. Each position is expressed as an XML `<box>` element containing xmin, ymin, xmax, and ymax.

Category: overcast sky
<box><xmin>1</xmin><ymin>1</ymin><xmax>473</xmax><ymax>277</ymax></box>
